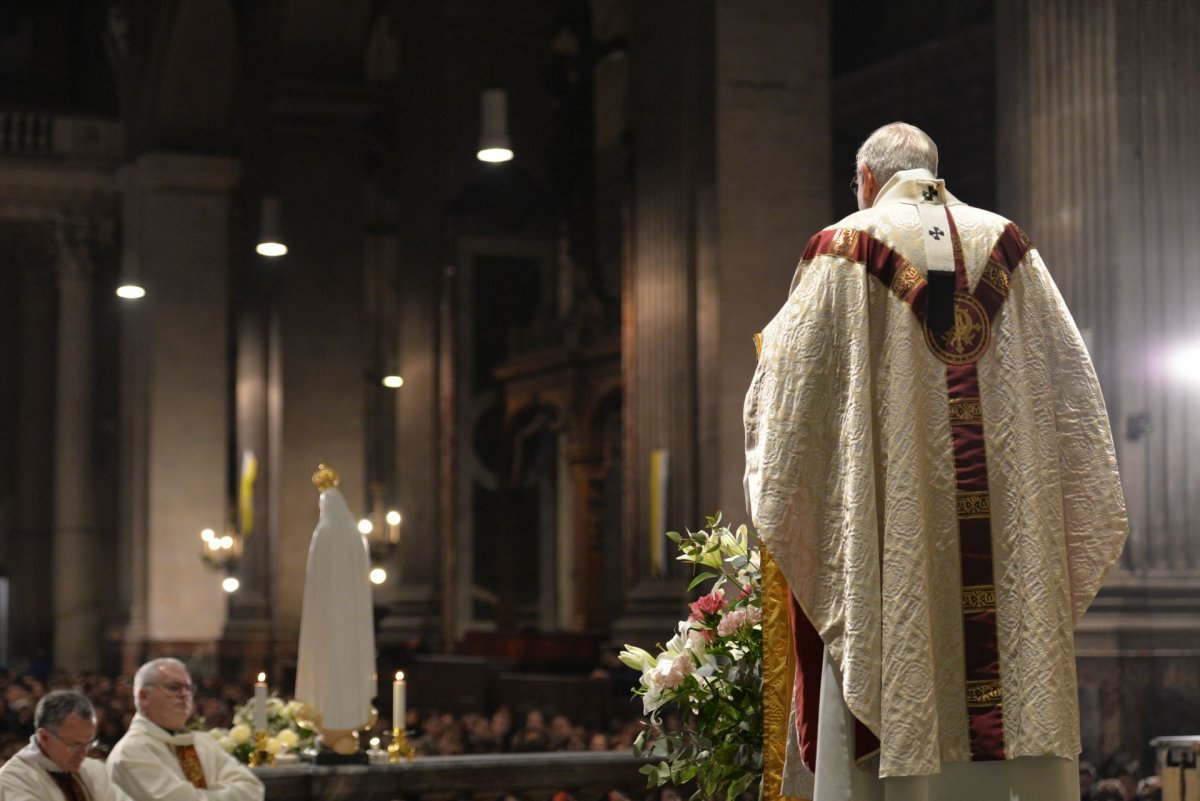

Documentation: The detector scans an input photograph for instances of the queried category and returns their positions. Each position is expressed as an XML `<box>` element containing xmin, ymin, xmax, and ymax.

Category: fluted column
<box><xmin>998</xmin><ymin>0</ymin><xmax>1200</xmax><ymax>577</ymax></box>
<box><xmin>616</xmin><ymin>1</ymin><xmax>831</xmax><ymax>647</ymax></box>
<box><xmin>52</xmin><ymin>225</ymin><xmax>100</xmax><ymax>670</ymax></box>
<box><xmin>997</xmin><ymin>0</ymin><xmax>1200</xmax><ymax>764</ymax></box>
<box><xmin>623</xmin><ymin>3</ymin><xmax>705</xmax><ymax>594</ymax></box>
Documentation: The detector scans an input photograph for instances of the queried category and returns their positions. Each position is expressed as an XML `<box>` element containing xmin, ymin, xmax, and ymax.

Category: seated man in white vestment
<box><xmin>744</xmin><ymin>122</ymin><xmax>1128</xmax><ymax>801</ymax></box>
<box><xmin>0</xmin><ymin>690</ymin><xmax>126</xmax><ymax>801</ymax></box>
<box><xmin>108</xmin><ymin>659</ymin><xmax>263</xmax><ymax>801</ymax></box>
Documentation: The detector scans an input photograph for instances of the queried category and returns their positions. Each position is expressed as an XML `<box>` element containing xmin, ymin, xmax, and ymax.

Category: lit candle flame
<box><xmin>395</xmin><ymin>671</ymin><xmax>404</xmax><ymax>682</ymax></box>
<box><xmin>257</xmin><ymin>672</ymin><xmax>266</xmax><ymax>682</ymax></box>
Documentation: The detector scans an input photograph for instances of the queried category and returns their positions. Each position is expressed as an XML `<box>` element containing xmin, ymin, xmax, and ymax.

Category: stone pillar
<box><xmin>117</xmin><ymin>153</ymin><xmax>240</xmax><ymax>664</ymax></box>
<box><xmin>263</xmin><ymin>81</ymin><xmax>372</xmax><ymax>658</ymax></box>
<box><xmin>224</xmin><ymin>294</ymin><xmax>274</xmax><ymax>674</ymax></box>
<box><xmin>709</xmin><ymin>0</ymin><xmax>832</xmax><ymax>523</ymax></box>
<box><xmin>615</xmin><ymin>1</ymin><xmax>831</xmax><ymax>647</ymax></box>
<box><xmin>12</xmin><ymin>233</ymin><xmax>57</xmax><ymax>664</ymax></box>
<box><xmin>615</xmin><ymin>3</ymin><xmax>710</xmax><ymax>648</ymax></box>
<box><xmin>52</xmin><ymin>224</ymin><xmax>100</xmax><ymax>670</ymax></box>
<box><xmin>374</xmin><ymin>4</ymin><xmax>450</xmax><ymax>649</ymax></box>
<box><xmin>997</xmin><ymin>0</ymin><xmax>1200</xmax><ymax>766</ymax></box>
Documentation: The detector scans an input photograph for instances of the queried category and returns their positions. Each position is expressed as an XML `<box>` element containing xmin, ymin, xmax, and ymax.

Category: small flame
<box><xmin>257</xmin><ymin>672</ymin><xmax>266</xmax><ymax>683</ymax></box>
<box><xmin>395</xmin><ymin>671</ymin><xmax>404</xmax><ymax>682</ymax></box>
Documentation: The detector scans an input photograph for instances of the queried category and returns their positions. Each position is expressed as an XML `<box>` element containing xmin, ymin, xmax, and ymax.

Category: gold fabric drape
<box><xmin>762</xmin><ymin>546</ymin><xmax>805</xmax><ymax>801</ymax></box>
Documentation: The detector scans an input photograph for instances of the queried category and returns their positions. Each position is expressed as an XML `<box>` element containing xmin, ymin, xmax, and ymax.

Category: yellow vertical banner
<box><xmin>649</xmin><ymin>448</ymin><xmax>670</xmax><ymax>576</ymax></box>
<box><xmin>763</xmin><ymin>546</ymin><xmax>806</xmax><ymax>801</ymax></box>
<box><xmin>238</xmin><ymin>450</ymin><xmax>258</xmax><ymax>537</ymax></box>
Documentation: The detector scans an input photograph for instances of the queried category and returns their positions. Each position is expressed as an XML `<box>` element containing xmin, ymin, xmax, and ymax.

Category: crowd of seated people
<box><xmin>0</xmin><ymin>669</ymin><xmax>642</xmax><ymax>765</ymax></box>
<box><xmin>1080</xmin><ymin>755</ymin><xmax>1163</xmax><ymax>801</ymax></box>
<box><xmin>401</xmin><ymin>706</ymin><xmax>644</xmax><ymax>756</ymax></box>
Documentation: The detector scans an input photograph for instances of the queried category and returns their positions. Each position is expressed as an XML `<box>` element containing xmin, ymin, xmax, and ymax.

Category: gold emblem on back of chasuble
<box><xmin>924</xmin><ymin>292</ymin><xmax>991</xmax><ymax>365</ymax></box>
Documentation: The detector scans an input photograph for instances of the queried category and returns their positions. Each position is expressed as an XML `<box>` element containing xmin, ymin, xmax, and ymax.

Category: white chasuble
<box><xmin>745</xmin><ymin>169</ymin><xmax>1127</xmax><ymax>793</ymax></box>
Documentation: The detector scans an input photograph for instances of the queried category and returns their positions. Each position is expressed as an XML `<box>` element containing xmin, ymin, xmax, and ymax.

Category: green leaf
<box><xmin>687</xmin><ymin>571</ymin><xmax>719</xmax><ymax>591</ymax></box>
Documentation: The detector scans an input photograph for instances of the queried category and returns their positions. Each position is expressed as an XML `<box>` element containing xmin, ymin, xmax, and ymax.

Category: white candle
<box><xmin>254</xmin><ymin>672</ymin><xmax>268</xmax><ymax>731</ymax></box>
<box><xmin>393</xmin><ymin>671</ymin><xmax>406</xmax><ymax>730</ymax></box>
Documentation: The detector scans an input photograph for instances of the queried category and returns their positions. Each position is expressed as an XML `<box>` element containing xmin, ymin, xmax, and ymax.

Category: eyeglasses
<box><xmin>42</xmin><ymin>728</ymin><xmax>98</xmax><ymax>753</ymax></box>
<box><xmin>148</xmin><ymin>681</ymin><xmax>195</xmax><ymax>696</ymax></box>
<box><xmin>850</xmin><ymin>172</ymin><xmax>859</xmax><ymax>197</ymax></box>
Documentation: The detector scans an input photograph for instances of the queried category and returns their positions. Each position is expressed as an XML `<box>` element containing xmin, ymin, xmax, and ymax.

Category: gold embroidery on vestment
<box><xmin>948</xmin><ymin>397</ymin><xmax>983</xmax><ymax>425</ymax></box>
<box><xmin>965</xmin><ymin>679</ymin><xmax>1003</xmax><ymax>707</ymax></box>
<box><xmin>961</xmin><ymin>584</ymin><xmax>997</xmax><ymax>611</ymax></box>
<box><xmin>891</xmin><ymin>262</ymin><xmax>923</xmax><ymax>301</ymax></box>
<box><xmin>175</xmin><ymin>745</ymin><xmax>207</xmax><ymax>789</ymax></box>
<box><xmin>830</xmin><ymin>228</ymin><xmax>860</xmax><ymax>260</ymax></box>
<box><xmin>924</xmin><ymin>293</ymin><xmax>991</xmax><ymax>365</ymax></box>
<box><xmin>980</xmin><ymin>259</ymin><xmax>1010</xmax><ymax>296</ymax></box>
<box><xmin>956</xmin><ymin>491</ymin><xmax>991</xmax><ymax>519</ymax></box>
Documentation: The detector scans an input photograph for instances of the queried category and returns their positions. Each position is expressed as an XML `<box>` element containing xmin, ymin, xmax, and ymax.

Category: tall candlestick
<box><xmin>393</xmin><ymin>671</ymin><xmax>406</xmax><ymax>730</ymax></box>
<box><xmin>254</xmin><ymin>673</ymin><xmax>268</xmax><ymax>731</ymax></box>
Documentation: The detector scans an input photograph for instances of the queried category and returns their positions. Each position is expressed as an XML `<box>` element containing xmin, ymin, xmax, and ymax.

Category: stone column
<box><xmin>615</xmin><ymin>3</ymin><xmax>709</xmax><ymax>649</ymax></box>
<box><xmin>997</xmin><ymin>0</ymin><xmax>1200</xmax><ymax>765</ymax></box>
<box><xmin>708</xmin><ymin>1</ymin><xmax>831</xmax><ymax>520</ymax></box>
<box><xmin>263</xmin><ymin>81</ymin><xmax>372</xmax><ymax>656</ymax></box>
<box><xmin>615</xmin><ymin>1</ymin><xmax>831</xmax><ymax>647</ymax></box>
<box><xmin>12</xmin><ymin>233</ymin><xmax>57</xmax><ymax>664</ymax></box>
<box><xmin>117</xmin><ymin>153</ymin><xmax>240</xmax><ymax>664</ymax></box>
<box><xmin>375</xmin><ymin>4</ymin><xmax>450</xmax><ymax>649</ymax></box>
<box><xmin>52</xmin><ymin>224</ymin><xmax>100</xmax><ymax>670</ymax></box>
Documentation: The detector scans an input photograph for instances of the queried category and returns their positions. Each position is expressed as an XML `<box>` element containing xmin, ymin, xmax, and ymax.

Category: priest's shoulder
<box><xmin>799</xmin><ymin>208</ymin><xmax>883</xmax><ymax>261</ymax></box>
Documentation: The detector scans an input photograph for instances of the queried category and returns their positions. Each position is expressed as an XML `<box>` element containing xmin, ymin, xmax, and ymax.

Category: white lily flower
<box><xmin>619</xmin><ymin>644</ymin><xmax>656</xmax><ymax>672</ymax></box>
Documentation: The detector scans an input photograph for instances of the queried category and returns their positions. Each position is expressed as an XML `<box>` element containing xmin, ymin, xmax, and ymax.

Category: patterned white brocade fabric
<box><xmin>744</xmin><ymin>170</ymin><xmax>1129</xmax><ymax>778</ymax></box>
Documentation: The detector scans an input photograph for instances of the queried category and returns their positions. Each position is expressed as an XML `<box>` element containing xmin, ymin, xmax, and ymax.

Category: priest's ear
<box><xmin>858</xmin><ymin>164</ymin><xmax>879</xmax><ymax>210</ymax></box>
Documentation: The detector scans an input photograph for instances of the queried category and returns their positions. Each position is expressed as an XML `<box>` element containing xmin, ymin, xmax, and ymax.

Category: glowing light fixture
<box><xmin>116</xmin><ymin>250</ymin><xmax>145</xmax><ymax>299</ymax></box>
<box><xmin>221</xmin><ymin>576</ymin><xmax>240</xmax><ymax>593</ymax></box>
<box><xmin>256</xmin><ymin>197</ymin><xmax>288</xmax><ymax>257</ymax></box>
<box><xmin>369</xmin><ymin>567</ymin><xmax>388</xmax><ymax>585</ymax></box>
<box><xmin>1166</xmin><ymin>341</ymin><xmax>1200</xmax><ymax>384</ymax></box>
<box><xmin>477</xmin><ymin>88</ymin><xmax>513</xmax><ymax>163</ymax></box>
<box><xmin>358</xmin><ymin>518</ymin><xmax>374</xmax><ymax>535</ymax></box>
<box><xmin>382</xmin><ymin>374</ymin><xmax>404</xmax><ymax>389</ymax></box>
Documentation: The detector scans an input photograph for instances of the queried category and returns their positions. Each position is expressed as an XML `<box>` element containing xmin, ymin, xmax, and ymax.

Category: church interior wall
<box><xmin>0</xmin><ymin>0</ymin><xmax>1198</xmax><ymax>775</ymax></box>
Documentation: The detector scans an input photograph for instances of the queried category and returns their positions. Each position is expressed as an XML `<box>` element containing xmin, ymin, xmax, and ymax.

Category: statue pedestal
<box><xmin>313</xmin><ymin>749</ymin><xmax>369</xmax><ymax>766</ymax></box>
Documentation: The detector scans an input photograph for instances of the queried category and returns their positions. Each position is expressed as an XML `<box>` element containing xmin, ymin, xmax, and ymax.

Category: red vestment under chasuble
<box><xmin>744</xmin><ymin>170</ymin><xmax>1128</xmax><ymax>791</ymax></box>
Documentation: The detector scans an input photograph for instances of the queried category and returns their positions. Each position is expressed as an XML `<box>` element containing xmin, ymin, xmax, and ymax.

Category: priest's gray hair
<box><xmin>35</xmin><ymin>690</ymin><xmax>95</xmax><ymax>731</ymax></box>
<box><xmin>133</xmin><ymin>656</ymin><xmax>190</xmax><ymax>708</ymax></box>
<box><xmin>856</xmin><ymin>122</ymin><xmax>939</xmax><ymax>188</ymax></box>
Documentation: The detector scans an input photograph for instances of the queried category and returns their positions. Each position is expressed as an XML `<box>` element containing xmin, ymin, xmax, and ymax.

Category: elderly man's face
<box><xmin>138</xmin><ymin>662</ymin><xmax>194</xmax><ymax>731</ymax></box>
<box><xmin>37</xmin><ymin>713</ymin><xmax>95</xmax><ymax>772</ymax></box>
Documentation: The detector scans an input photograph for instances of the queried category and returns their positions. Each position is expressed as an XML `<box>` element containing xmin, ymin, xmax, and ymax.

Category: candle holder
<box><xmin>387</xmin><ymin>727</ymin><xmax>414</xmax><ymax>763</ymax></box>
<box><xmin>249</xmin><ymin>730</ymin><xmax>274</xmax><ymax>768</ymax></box>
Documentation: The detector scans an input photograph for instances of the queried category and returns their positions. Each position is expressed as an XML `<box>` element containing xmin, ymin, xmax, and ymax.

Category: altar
<box><xmin>255</xmin><ymin>751</ymin><xmax>649</xmax><ymax>801</ymax></box>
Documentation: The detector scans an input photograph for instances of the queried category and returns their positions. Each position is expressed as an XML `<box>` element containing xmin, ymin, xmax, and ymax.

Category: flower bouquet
<box><xmin>620</xmin><ymin>514</ymin><xmax>763</xmax><ymax>801</ymax></box>
<box><xmin>206</xmin><ymin>697</ymin><xmax>317</xmax><ymax>763</ymax></box>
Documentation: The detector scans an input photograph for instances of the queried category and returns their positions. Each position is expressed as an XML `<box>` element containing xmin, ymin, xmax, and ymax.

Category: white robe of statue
<box><xmin>293</xmin><ymin>487</ymin><xmax>376</xmax><ymax>737</ymax></box>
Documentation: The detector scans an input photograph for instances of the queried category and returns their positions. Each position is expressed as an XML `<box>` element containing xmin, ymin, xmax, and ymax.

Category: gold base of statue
<box><xmin>249</xmin><ymin>730</ymin><xmax>274</xmax><ymax>767</ymax></box>
<box><xmin>387</xmin><ymin>727</ymin><xmax>414</xmax><ymax>763</ymax></box>
<box><xmin>313</xmin><ymin>727</ymin><xmax>369</xmax><ymax>765</ymax></box>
